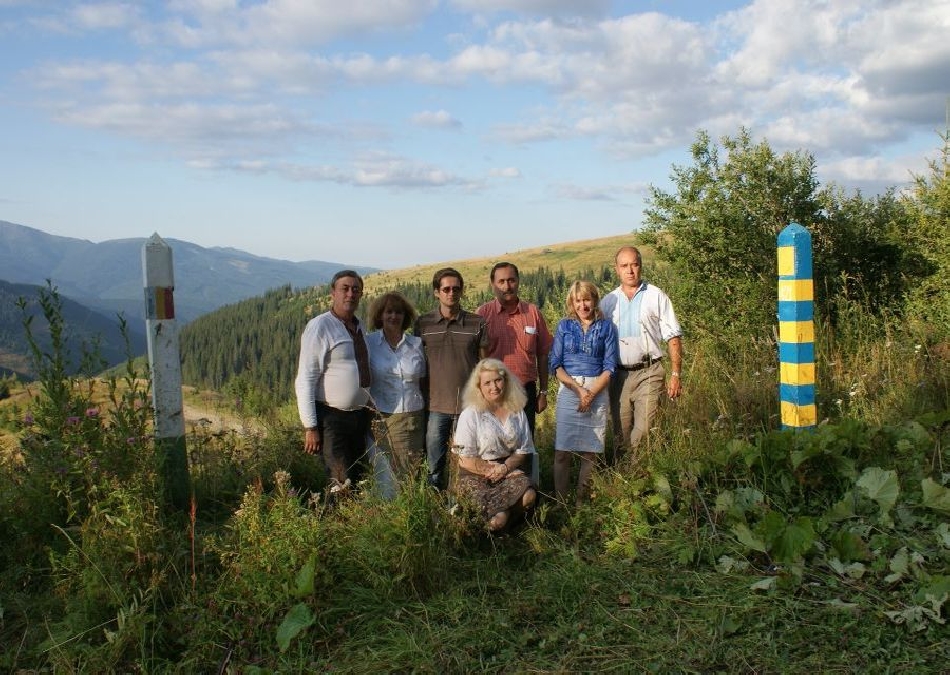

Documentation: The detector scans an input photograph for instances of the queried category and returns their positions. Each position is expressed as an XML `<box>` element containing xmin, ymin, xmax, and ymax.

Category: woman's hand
<box><xmin>576</xmin><ymin>386</ymin><xmax>593</xmax><ymax>412</ymax></box>
<box><xmin>487</xmin><ymin>461</ymin><xmax>509</xmax><ymax>483</ymax></box>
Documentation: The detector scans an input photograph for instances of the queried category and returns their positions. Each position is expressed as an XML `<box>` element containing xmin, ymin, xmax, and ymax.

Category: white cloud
<box><xmin>410</xmin><ymin>109</ymin><xmax>461</xmax><ymax>129</ymax></box>
<box><xmin>240</xmin><ymin>154</ymin><xmax>483</xmax><ymax>190</ymax></box>
<box><xmin>70</xmin><ymin>2</ymin><xmax>139</xmax><ymax>30</ymax></box>
<box><xmin>450</xmin><ymin>0</ymin><xmax>610</xmax><ymax>17</ymax></box>
<box><xmin>10</xmin><ymin>0</ymin><xmax>950</xmax><ymax>198</ymax></box>
<box><xmin>489</xmin><ymin>167</ymin><xmax>521</xmax><ymax>178</ymax></box>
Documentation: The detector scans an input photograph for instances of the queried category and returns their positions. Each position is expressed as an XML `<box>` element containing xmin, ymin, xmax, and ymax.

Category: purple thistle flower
<box><xmin>66</xmin><ymin>416</ymin><xmax>80</xmax><ymax>425</ymax></box>
<box><xmin>24</xmin><ymin>412</ymin><xmax>34</xmax><ymax>425</ymax></box>
<box><xmin>86</xmin><ymin>408</ymin><xmax>100</xmax><ymax>417</ymax></box>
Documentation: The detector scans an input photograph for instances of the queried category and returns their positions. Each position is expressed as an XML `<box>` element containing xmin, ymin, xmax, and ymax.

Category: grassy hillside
<box><xmin>364</xmin><ymin>233</ymin><xmax>643</xmax><ymax>293</ymax></box>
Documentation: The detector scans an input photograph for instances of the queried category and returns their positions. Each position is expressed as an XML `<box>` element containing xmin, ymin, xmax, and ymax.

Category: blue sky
<box><xmin>1</xmin><ymin>0</ymin><xmax>948</xmax><ymax>269</ymax></box>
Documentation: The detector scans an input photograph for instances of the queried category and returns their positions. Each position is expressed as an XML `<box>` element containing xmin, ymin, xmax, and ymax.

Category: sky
<box><xmin>1</xmin><ymin>1</ymin><xmax>948</xmax><ymax>270</ymax></box>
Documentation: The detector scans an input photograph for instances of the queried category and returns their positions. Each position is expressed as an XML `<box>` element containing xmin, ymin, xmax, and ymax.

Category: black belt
<box><xmin>618</xmin><ymin>357</ymin><xmax>662</xmax><ymax>372</ymax></box>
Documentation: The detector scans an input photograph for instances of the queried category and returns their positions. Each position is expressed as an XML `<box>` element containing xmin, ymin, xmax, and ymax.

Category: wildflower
<box><xmin>127</xmin><ymin>436</ymin><xmax>138</xmax><ymax>445</ymax></box>
<box><xmin>914</xmin><ymin>344</ymin><xmax>922</xmax><ymax>353</ymax></box>
<box><xmin>85</xmin><ymin>407</ymin><xmax>99</xmax><ymax>417</ymax></box>
<box><xmin>23</xmin><ymin>412</ymin><xmax>34</xmax><ymax>425</ymax></box>
<box><xmin>66</xmin><ymin>416</ymin><xmax>80</xmax><ymax>425</ymax></box>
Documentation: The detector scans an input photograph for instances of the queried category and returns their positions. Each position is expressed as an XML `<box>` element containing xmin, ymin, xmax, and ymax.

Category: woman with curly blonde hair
<box><xmin>451</xmin><ymin>358</ymin><xmax>537</xmax><ymax>532</ymax></box>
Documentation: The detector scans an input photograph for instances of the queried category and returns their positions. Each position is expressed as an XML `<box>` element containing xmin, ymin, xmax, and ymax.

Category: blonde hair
<box><xmin>461</xmin><ymin>358</ymin><xmax>527</xmax><ymax>413</ymax></box>
<box><xmin>565</xmin><ymin>280</ymin><xmax>604</xmax><ymax>321</ymax></box>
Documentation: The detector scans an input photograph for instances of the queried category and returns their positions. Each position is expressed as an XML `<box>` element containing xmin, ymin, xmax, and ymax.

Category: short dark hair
<box><xmin>432</xmin><ymin>267</ymin><xmax>464</xmax><ymax>291</ymax></box>
<box><xmin>489</xmin><ymin>261</ymin><xmax>519</xmax><ymax>282</ymax></box>
<box><xmin>368</xmin><ymin>292</ymin><xmax>417</xmax><ymax>330</ymax></box>
<box><xmin>330</xmin><ymin>270</ymin><xmax>363</xmax><ymax>290</ymax></box>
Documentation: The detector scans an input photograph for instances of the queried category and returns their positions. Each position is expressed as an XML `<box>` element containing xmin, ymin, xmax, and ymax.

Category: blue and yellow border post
<box><xmin>777</xmin><ymin>223</ymin><xmax>817</xmax><ymax>429</ymax></box>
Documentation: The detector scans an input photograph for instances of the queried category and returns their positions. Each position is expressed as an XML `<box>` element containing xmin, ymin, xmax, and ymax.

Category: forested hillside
<box><xmin>0</xmin><ymin>280</ymin><xmax>146</xmax><ymax>379</ymax></box>
<box><xmin>179</xmin><ymin>264</ymin><xmax>615</xmax><ymax>404</ymax></box>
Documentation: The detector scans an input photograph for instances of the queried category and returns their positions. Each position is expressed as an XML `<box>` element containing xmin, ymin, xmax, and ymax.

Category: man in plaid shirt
<box><xmin>477</xmin><ymin>262</ymin><xmax>553</xmax><ymax>483</ymax></box>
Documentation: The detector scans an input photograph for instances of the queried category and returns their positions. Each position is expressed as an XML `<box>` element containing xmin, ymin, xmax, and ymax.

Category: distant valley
<box><xmin>0</xmin><ymin>220</ymin><xmax>378</xmax><ymax>378</ymax></box>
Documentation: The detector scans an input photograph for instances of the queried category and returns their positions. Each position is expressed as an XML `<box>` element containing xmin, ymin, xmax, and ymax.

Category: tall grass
<box><xmin>1</xmin><ymin>284</ymin><xmax>948</xmax><ymax>672</ymax></box>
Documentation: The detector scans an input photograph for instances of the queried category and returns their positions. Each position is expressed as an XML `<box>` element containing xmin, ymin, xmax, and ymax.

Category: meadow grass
<box><xmin>1</xmin><ymin>281</ymin><xmax>948</xmax><ymax>673</ymax></box>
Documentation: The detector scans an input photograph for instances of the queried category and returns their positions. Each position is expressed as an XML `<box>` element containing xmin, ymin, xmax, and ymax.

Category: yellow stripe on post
<box><xmin>781</xmin><ymin>401</ymin><xmax>817</xmax><ymax>427</ymax></box>
<box><xmin>779</xmin><ymin>320</ymin><xmax>815</xmax><ymax>344</ymax></box>
<box><xmin>778</xmin><ymin>279</ymin><xmax>814</xmax><ymax>302</ymax></box>
<box><xmin>780</xmin><ymin>362</ymin><xmax>816</xmax><ymax>386</ymax></box>
<box><xmin>777</xmin><ymin>245</ymin><xmax>796</xmax><ymax>277</ymax></box>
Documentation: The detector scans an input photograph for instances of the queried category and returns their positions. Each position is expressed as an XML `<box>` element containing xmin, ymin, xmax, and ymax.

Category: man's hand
<box><xmin>536</xmin><ymin>390</ymin><xmax>548</xmax><ymax>414</ymax></box>
<box><xmin>667</xmin><ymin>373</ymin><xmax>682</xmax><ymax>400</ymax></box>
<box><xmin>304</xmin><ymin>427</ymin><xmax>322</xmax><ymax>454</ymax></box>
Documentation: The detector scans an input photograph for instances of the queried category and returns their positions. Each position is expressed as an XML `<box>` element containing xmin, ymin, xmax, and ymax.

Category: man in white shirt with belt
<box><xmin>295</xmin><ymin>270</ymin><xmax>372</xmax><ymax>490</ymax></box>
<box><xmin>600</xmin><ymin>246</ymin><xmax>683</xmax><ymax>467</ymax></box>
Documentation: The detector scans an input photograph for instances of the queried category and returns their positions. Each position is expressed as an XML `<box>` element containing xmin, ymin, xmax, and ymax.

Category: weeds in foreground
<box><xmin>1</xmin><ymin>285</ymin><xmax>948</xmax><ymax>672</ymax></box>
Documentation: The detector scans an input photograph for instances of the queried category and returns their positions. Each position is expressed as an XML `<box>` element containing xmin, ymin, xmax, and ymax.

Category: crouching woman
<box><xmin>452</xmin><ymin>358</ymin><xmax>537</xmax><ymax>532</ymax></box>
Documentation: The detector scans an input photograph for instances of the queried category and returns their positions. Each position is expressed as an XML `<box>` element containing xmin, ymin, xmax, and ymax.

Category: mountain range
<box><xmin>0</xmin><ymin>220</ymin><xmax>378</xmax><ymax>323</ymax></box>
<box><xmin>0</xmin><ymin>220</ymin><xmax>378</xmax><ymax>378</ymax></box>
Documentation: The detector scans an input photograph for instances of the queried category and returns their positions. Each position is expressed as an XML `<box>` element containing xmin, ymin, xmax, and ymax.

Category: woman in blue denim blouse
<box><xmin>548</xmin><ymin>280</ymin><xmax>618</xmax><ymax>505</ymax></box>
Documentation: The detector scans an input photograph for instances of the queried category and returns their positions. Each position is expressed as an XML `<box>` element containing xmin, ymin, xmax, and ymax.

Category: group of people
<box><xmin>294</xmin><ymin>246</ymin><xmax>683</xmax><ymax>532</ymax></box>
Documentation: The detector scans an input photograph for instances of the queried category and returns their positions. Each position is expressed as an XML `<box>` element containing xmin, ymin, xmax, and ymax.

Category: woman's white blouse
<box><xmin>452</xmin><ymin>407</ymin><xmax>535</xmax><ymax>461</ymax></box>
<box><xmin>367</xmin><ymin>331</ymin><xmax>427</xmax><ymax>414</ymax></box>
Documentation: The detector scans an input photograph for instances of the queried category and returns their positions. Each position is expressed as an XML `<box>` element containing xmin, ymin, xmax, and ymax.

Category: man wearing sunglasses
<box><xmin>414</xmin><ymin>267</ymin><xmax>488</xmax><ymax>490</ymax></box>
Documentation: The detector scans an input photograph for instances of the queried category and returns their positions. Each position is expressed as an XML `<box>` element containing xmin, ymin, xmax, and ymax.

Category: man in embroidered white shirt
<box><xmin>600</xmin><ymin>246</ymin><xmax>683</xmax><ymax>467</ymax></box>
<box><xmin>295</xmin><ymin>270</ymin><xmax>372</xmax><ymax>489</ymax></box>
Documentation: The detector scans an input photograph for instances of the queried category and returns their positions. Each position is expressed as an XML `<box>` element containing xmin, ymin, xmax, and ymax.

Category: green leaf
<box><xmin>750</xmin><ymin>576</ymin><xmax>776</xmax><ymax>591</ymax></box>
<box><xmin>884</xmin><ymin>547</ymin><xmax>909</xmax><ymax>584</ymax></box>
<box><xmin>828</xmin><ymin>557</ymin><xmax>866</xmax><ymax>579</ymax></box>
<box><xmin>856</xmin><ymin>467</ymin><xmax>899</xmax><ymax>519</ymax></box>
<box><xmin>715</xmin><ymin>490</ymin><xmax>735</xmax><ymax>516</ymax></box>
<box><xmin>921</xmin><ymin>478</ymin><xmax>950</xmax><ymax>513</ymax></box>
<box><xmin>652</xmin><ymin>473</ymin><xmax>673</xmax><ymax>503</ymax></box>
<box><xmin>294</xmin><ymin>557</ymin><xmax>316</xmax><ymax>597</ymax></box>
<box><xmin>771</xmin><ymin>517</ymin><xmax>815</xmax><ymax>563</ymax></box>
<box><xmin>936</xmin><ymin>523</ymin><xmax>950</xmax><ymax>549</ymax></box>
<box><xmin>716</xmin><ymin>555</ymin><xmax>748</xmax><ymax>574</ymax></box>
<box><xmin>276</xmin><ymin>603</ymin><xmax>314</xmax><ymax>653</ymax></box>
<box><xmin>732</xmin><ymin>523</ymin><xmax>768</xmax><ymax>553</ymax></box>
<box><xmin>829</xmin><ymin>528</ymin><xmax>869</xmax><ymax>563</ymax></box>
<box><xmin>825</xmin><ymin>492</ymin><xmax>856</xmax><ymax>522</ymax></box>
<box><xmin>915</xmin><ymin>575</ymin><xmax>950</xmax><ymax>605</ymax></box>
